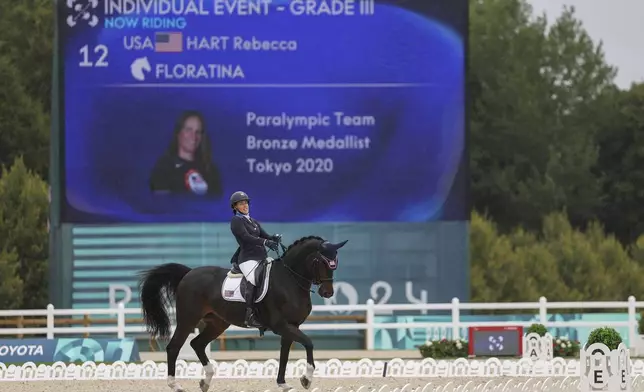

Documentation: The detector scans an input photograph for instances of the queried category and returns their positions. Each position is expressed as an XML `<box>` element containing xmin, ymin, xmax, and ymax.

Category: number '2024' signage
<box><xmin>57</xmin><ymin>0</ymin><xmax>467</xmax><ymax>223</ymax></box>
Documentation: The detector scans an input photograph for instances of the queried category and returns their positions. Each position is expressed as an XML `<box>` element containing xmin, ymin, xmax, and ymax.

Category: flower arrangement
<box><xmin>418</xmin><ymin>338</ymin><xmax>469</xmax><ymax>359</ymax></box>
<box><xmin>553</xmin><ymin>335</ymin><xmax>580</xmax><ymax>357</ymax></box>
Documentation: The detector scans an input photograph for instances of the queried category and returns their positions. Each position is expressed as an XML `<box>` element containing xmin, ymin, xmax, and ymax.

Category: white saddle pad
<box><xmin>222</xmin><ymin>258</ymin><xmax>273</xmax><ymax>303</ymax></box>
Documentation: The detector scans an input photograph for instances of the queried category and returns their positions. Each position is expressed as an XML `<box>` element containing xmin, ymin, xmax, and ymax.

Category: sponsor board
<box><xmin>0</xmin><ymin>338</ymin><xmax>139</xmax><ymax>364</ymax></box>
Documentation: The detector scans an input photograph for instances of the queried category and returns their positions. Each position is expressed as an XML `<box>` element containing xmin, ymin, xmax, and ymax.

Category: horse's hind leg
<box><xmin>190</xmin><ymin>314</ymin><xmax>230</xmax><ymax>392</ymax></box>
<box><xmin>166</xmin><ymin>309</ymin><xmax>202</xmax><ymax>392</ymax></box>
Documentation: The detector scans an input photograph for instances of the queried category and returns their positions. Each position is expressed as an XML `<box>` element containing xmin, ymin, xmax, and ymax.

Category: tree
<box><xmin>0</xmin><ymin>0</ymin><xmax>54</xmax><ymax>112</ymax></box>
<box><xmin>0</xmin><ymin>0</ymin><xmax>52</xmax><ymax>180</ymax></box>
<box><xmin>541</xmin><ymin>213</ymin><xmax>614</xmax><ymax>300</ymax></box>
<box><xmin>470</xmin><ymin>210</ymin><xmax>569</xmax><ymax>303</ymax></box>
<box><xmin>469</xmin><ymin>0</ymin><xmax>616</xmax><ymax>232</ymax></box>
<box><xmin>594</xmin><ymin>83</ymin><xmax>644</xmax><ymax>244</ymax></box>
<box><xmin>470</xmin><ymin>210</ymin><xmax>644</xmax><ymax>302</ymax></box>
<box><xmin>629</xmin><ymin>235</ymin><xmax>644</xmax><ymax>265</ymax></box>
<box><xmin>470</xmin><ymin>210</ymin><xmax>529</xmax><ymax>302</ymax></box>
<box><xmin>0</xmin><ymin>156</ymin><xmax>49</xmax><ymax>308</ymax></box>
<box><xmin>0</xmin><ymin>56</ymin><xmax>50</xmax><ymax>180</ymax></box>
<box><xmin>507</xmin><ymin>228</ymin><xmax>569</xmax><ymax>301</ymax></box>
<box><xmin>0</xmin><ymin>249</ymin><xmax>24</xmax><ymax>309</ymax></box>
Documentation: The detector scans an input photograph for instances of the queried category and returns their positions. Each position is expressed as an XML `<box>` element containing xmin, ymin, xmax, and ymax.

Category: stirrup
<box><xmin>245</xmin><ymin>317</ymin><xmax>262</xmax><ymax>328</ymax></box>
<box><xmin>245</xmin><ymin>309</ymin><xmax>262</xmax><ymax>328</ymax></box>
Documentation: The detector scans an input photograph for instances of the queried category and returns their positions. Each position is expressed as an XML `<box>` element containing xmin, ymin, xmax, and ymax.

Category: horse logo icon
<box><xmin>130</xmin><ymin>57</ymin><xmax>151</xmax><ymax>81</ymax></box>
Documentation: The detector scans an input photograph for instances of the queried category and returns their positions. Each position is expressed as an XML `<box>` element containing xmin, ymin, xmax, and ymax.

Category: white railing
<box><xmin>0</xmin><ymin>296</ymin><xmax>641</xmax><ymax>350</ymax></box>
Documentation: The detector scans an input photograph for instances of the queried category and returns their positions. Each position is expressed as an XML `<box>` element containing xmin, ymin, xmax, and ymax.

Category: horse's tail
<box><xmin>138</xmin><ymin>262</ymin><xmax>192</xmax><ymax>339</ymax></box>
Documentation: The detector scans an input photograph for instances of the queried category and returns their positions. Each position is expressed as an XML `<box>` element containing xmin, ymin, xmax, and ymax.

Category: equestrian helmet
<box><xmin>230</xmin><ymin>191</ymin><xmax>250</xmax><ymax>208</ymax></box>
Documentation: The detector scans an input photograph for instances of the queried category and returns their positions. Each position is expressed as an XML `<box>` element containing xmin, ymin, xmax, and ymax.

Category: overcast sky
<box><xmin>527</xmin><ymin>0</ymin><xmax>644</xmax><ymax>89</ymax></box>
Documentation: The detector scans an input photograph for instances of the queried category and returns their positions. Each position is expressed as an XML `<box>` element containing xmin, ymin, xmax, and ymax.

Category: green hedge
<box><xmin>470</xmin><ymin>211</ymin><xmax>644</xmax><ymax>305</ymax></box>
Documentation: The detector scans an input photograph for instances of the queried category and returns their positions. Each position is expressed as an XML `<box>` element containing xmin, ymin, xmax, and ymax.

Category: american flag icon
<box><xmin>155</xmin><ymin>32</ymin><xmax>183</xmax><ymax>52</ymax></box>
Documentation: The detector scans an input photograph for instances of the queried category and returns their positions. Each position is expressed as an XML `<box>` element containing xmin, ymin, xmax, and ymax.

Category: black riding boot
<box><xmin>243</xmin><ymin>283</ymin><xmax>262</xmax><ymax>328</ymax></box>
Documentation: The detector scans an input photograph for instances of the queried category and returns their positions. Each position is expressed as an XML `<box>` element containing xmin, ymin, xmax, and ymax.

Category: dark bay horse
<box><xmin>138</xmin><ymin>235</ymin><xmax>348</xmax><ymax>392</ymax></box>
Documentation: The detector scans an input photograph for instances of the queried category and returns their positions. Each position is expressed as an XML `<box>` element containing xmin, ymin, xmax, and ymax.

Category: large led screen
<box><xmin>58</xmin><ymin>0</ymin><xmax>467</xmax><ymax>223</ymax></box>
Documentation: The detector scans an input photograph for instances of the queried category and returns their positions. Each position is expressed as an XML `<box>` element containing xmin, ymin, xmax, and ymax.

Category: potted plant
<box><xmin>586</xmin><ymin>326</ymin><xmax>623</xmax><ymax>350</ymax></box>
<box><xmin>580</xmin><ymin>326</ymin><xmax>631</xmax><ymax>390</ymax></box>
<box><xmin>526</xmin><ymin>323</ymin><xmax>548</xmax><ymax>337</ymax></box>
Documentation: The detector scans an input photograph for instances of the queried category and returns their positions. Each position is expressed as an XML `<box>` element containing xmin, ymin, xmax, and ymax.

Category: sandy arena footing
<box><xmin>4</xmin><ymin>377</ymin><xmax>574</xmax><ymax>392</ymax></box>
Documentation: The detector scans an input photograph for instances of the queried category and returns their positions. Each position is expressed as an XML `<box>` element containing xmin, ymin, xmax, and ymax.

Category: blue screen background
<box><xmin>60</xmin><ymin>1</ymin><xmax>466</xmax><ymax>223</ymax></box>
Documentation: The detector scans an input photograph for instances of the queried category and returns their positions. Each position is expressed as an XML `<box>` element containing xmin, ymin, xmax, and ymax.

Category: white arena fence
<box><xmin>0</xmin><ymin>296</ymin><xmax>642</xmax><ymax>350</ymax></box>
<box><xmin>1</xmin><ymin>357</ymin><xmax>644</xmax><ymax>380</ymax></box>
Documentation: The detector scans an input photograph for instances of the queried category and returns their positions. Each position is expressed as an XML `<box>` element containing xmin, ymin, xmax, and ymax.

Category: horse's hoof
<box><xmin>278</xmin><ymin>383</ymin><xmax>294</xmax><ymax>391</ymax></box>
<box><xmin>300</xmin><ymin>375</ymin><xmax>312</xmax><ymax>389</ymax></box>
<box><xmin>199</xmin><ymin>379</ymin><xmax>209</xmax><ymax>392</ymax></box>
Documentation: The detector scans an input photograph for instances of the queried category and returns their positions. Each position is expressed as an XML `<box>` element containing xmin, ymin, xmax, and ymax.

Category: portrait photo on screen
<box><xmin>148</xmin><ymin>110</ymin><xmax>223</xmax><ymax>197</ymax></box>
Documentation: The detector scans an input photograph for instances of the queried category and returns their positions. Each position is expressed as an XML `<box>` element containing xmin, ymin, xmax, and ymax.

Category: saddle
<box><xmin>228</xmin><ymin>259</ymin><xmax>271</xmax><ymax>289</ymax></box>
<box><xmin>230</xmin><ymin>262</ymin><xmax>242</xmax><ymax>275</ymax></box>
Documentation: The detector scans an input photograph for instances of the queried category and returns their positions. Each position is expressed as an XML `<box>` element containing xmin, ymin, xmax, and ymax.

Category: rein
<box><xmin>272</xmin><ymin>242</ymin><xmax>335</xmax><ymax>294</ymax></box>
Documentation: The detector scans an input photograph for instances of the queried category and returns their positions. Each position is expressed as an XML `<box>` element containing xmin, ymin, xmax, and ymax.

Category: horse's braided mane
<box><xmin>278</xmin><ymin>235</ymin><xmax>325</xmax><ymax>260</ymax></box>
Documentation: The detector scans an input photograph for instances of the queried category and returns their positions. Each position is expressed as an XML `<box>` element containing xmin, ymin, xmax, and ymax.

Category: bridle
<box><xmin>273</xmin><ymin>242</ymin><xmax>338</xmax><ymax>294</ymax></box>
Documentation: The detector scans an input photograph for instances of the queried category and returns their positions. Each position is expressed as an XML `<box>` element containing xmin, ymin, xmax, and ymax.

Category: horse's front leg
<box><xmin>276</xmin><ymin>336</ymin><xmax>294</xmax><ymax>391</ymax></box>
<box><xmin>274</xmin><ymin>323</ymin><xmax>315</xmax><ymax>390</ymax></box>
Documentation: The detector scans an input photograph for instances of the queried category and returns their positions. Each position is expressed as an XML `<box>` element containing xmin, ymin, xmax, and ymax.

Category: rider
<box><xmin>229</xmin><ymin>191</ymin><xmax>281</xmax><ymax>328</ymax></box>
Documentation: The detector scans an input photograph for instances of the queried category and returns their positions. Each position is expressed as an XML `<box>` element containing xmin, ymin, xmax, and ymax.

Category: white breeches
<box><xmin>239</xmin><ymin>260</ymin><xmax>259</xmax><ymax>285</ymax></box>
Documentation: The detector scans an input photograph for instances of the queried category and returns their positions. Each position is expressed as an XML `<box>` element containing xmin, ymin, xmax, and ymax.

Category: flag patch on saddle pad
<box><xmin>224</xmin><ymin>290</ymin><xmax>235</xmax><ymax>297</ymax></box>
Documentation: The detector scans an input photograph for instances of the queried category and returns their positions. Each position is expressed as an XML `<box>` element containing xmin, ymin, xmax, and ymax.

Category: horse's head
<box><xmin>280</xmin><ymin>236</ymin><xmax>349</xmax><ymax>299</ymax></box>
<box><xmin>313</xmin><ymin>239</ymin><xmax>348</xmax><ymax>298</ymax></box>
